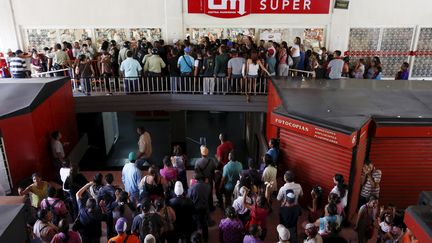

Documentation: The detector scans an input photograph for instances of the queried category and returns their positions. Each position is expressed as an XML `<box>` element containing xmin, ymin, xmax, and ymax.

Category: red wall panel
<box><xmin>0</xmin><ymin>80</ymin><xmax>78</xmax><ymax>186</ymax></box>
<box><xmin>279</xmin><ymin>129</ymin><xmax>354</xmax><ymax>206</ymax></box>
<box><xmin>0</xmin><ymin>114</ymin><xmax>38</xmax><ymax>186</ymax></box>
<box><xmin>369</xmin><ymin>137</ymin><xmax>432</xmax><ymax>208</ymax></box>
<box><xmin>266</xmin><ymin>80</ymin><xmax>282</xmax><ymax>141</ymax></box>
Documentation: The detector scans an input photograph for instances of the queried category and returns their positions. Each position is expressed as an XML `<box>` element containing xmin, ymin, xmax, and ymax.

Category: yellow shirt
<box><xmin>31</xmin><ymin>181</ymin><xmax>49</xmax><ymax>208</ymax></box>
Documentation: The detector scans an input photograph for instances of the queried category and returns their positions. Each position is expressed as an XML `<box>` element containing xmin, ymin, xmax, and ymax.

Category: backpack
<box><xmin>139</xmin><ymin>213</ymin><xmax>160</xmax><ymax>239</ymax></box>
<box><xmin>43</xmin><ymin>198</ymin><xmax>62</xmax><ymax>224</ymax></box>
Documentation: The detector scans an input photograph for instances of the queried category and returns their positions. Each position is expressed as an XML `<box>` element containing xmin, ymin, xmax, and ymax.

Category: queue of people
<box><xmin>1</xmin><ymin>36</ymin><xmax>411</xmax><ymax>89</ymax></box>
<box><xmin>13</xmin><ymin>126</ymin><xmax>420</xmax><ymax>243</ymax></box>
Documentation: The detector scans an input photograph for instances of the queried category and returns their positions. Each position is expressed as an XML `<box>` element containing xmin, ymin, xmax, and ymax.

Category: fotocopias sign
<box><xmin>188</xmin><ymin>0</ymin><xmax>331</xmax><ymax>18</ymax></box>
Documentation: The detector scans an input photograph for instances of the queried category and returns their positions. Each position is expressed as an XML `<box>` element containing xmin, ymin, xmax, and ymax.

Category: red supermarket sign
<box><xmin>271</xmin><ymin>113</ymin><xmax>358</xmax><ymax>148</ymax></box>
<box><xmin>188</xmin><ymin>0</ymin><xmax>331</xmax><ymax>18</ymax></box>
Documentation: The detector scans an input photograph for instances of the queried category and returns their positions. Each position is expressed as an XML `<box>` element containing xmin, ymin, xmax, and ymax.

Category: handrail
<box><xmin>31</xmin><ymin>68</ymin><xmax>72</xmax><ymax>77</ymax></box>
<box><xmin>289</xmin><ymin>68</ymin><xmax>315</xmax><ymax>75</ymax></box>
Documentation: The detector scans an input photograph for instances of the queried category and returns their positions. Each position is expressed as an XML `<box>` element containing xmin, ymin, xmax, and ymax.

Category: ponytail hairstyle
<box><xmin>225</xmin><ymin>206</ymin><xmax>237</xmax><ymax>219</ymax></box>
<box><xmin>334</xmin><ymin>173</ymin><xmax>347</xmax><ymax>198</ymax></box>
<box><xmin>58</xmin><ymin>219</ymin><xmax>71</xmax><ymax>242</ymax></box>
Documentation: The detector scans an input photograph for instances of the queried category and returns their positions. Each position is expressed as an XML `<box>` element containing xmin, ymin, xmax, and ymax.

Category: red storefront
<box><xmin>0</xmin><ymin>78</ymin><xmax>78</xmax><ymax>187</ymax></box>
<box><xmin>267</xmin><ymin>78</ymin><xmax>432</xmax><ymax>217</ymax></box>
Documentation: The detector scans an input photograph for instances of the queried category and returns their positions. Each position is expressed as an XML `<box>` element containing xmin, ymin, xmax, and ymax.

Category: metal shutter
<box><xmin>369</xmin><ymin>137</ymin><xmax>432</xmax><ymax>208</ymax></box>
<box><xmin>279</xmin><ymin>129</ymin><xmax>354</xmax><ymax>203</ymax></box>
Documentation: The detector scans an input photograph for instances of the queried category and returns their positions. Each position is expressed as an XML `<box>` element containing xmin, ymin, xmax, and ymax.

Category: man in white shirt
<box><xmin>51</xmin><ymin>131</ymin><xmax>66</xmax><ymax>163</ymax></box>
<box><xmin>327</xmin><ymin>50</ymin><xmax>345</xmax><ymax>80</ymax></box>
<box><xmin>277</xmin><ymin>171</ymin><xmax>303</xmax><ymax>205</ymax></box>
<box><xmin>120</xmin><ymin>50</ymin><xmax>142</xmax><ymax>92</ymax></box>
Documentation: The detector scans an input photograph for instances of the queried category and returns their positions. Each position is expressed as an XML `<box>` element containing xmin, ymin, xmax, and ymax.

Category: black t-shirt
<box><xmin>77</xmin><ymin>198</ymin><xmax>106</xmax><ymax>238</ymax></box>
<box><xmin>168</xmin><ymin>56</ymin><xmax>180</xmax><ymax>76</ymax></box>
<box><xmin>168</xmin><ymin>196</ymin><xmax>196</xmax><ymax>233</ymax></box>
<box><xmin>279</xmin><ymin>204</ymin><xmax>302</xmax><ymax>228</ymax></box>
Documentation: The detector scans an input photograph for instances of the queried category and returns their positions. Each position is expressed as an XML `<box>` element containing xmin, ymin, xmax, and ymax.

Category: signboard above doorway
<box><xmin>188</xmin><ymin>0</ymin><xmax>331</xmax><ymax>18</ymax></box>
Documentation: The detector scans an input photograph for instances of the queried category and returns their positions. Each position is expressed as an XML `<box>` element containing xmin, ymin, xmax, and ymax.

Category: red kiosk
<box><xmin>0</xmin><ymin>77</ymin><xmax>78</xmax><ymax>188</ymax></box>
<box><xmin>267</xmin><ymin>78</ymin><xmax>432</xmax><ymax>217</ymax></box>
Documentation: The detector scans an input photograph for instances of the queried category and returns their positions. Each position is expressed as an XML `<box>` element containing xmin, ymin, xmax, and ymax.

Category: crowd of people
<box><xmin>12</xmin><ymin>126</ymin><xmax>421</xmax><ymax>243</ymax></box>
<box><xmin>1</xmin><ymin>36</ymin><xmax>411</xmax><ymax>94</ymax></box>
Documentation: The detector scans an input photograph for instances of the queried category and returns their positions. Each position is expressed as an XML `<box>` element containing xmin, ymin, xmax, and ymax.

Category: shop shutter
<box><xmin>369</xmin><ymin>138</ymin><xmax>432</xmax><ymax>208</ymax></box>
<box><xmin>279</xmin><ymin>129</ymin><xmax>353</xmax><ymax>204</ymax></box>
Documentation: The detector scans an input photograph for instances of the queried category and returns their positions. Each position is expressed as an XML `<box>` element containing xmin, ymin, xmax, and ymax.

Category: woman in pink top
<box><xmin>51</xmin><ymin>219</ymin><xmax>82</xmax><ymax>243</ymax></box>
<box><xmin>159</xmin><ymin>156</ymin><xmax>178</xmax><ymax>182</ymax></box>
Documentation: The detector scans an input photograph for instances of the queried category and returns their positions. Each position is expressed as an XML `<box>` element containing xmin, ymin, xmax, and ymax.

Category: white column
<box><xmin>0</xmin><ymin>0</ymin><xmax>20</xmax><ymax>52</ymax></box>
<box><xmin>164</xmin><ymin>0</ymin><xmax>184</xmax><ymax>43</ymax></box>
<box><xmin>327</xmin><ymin>8</ymin><xmax>350</xmax><ymax>52</ymax></box>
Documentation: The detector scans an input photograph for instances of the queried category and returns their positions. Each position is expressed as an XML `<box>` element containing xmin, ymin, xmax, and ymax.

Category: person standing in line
<box><xmin>108</xmin><ymin>217</ymin><xmax>140</xmax><ymax>243</ymax></box>
<box><xmin>279</xmin><ymin>191</ymin><xmax>302</xmax><ymax>243</ymax></box>
<box><xmin>188</xmin><ymin>172</ymin><xmax>211</xmax><ymax>242</ymax></box>
<box><xmin>218</xmin><ymin>206</ymin><xmax>244</xmax><ymax>243</ymax></box>
<box><xmin>355</xmin><ymin>195</ymin><xmax>379</xmax><ymax>243</ymax></box>
<box><xmin>216</xmin><ymin>133</ymin><xmax>234</xmax><ymax>208</ymax></box>
<box><xmin>122</xmin><ymin>152</ymin><xmax>141</xmax><ymax>204</ymax></box>
<box><xmin>227</xmin><ymin>49</ymin><xmax>245</xmax><ymax>93</ymax></box>
<box><xmin>266</xmin><ymin>138</ymin><xmax>279</xmax><ymax>164</ymax></box>
<box><xmin>51</xmin><ymin>130</ymin><xmax>69</xmax><ymax>172</ymax></box>
<box><xmin>120</xmin><ymin>50</ymin><xmax>142</xmax><ymax>93</ymax></box>
<box><xmin>9</xmin><ymin>49</ymin><xmax>27</xmax><ymax>78</ymax></box>
<box><xmin>262</xmin><ymin>154</ymin><xmax>277</xmax><ymax>211</ymax></box>
<box><xmin>327</xmin><ymin>50</ymin><xmax>344</xmax><ymax>80</ymax></box>
<box><xmin>195</xmin><ymin>145</ymin><xmax>217</xmax><ymax>211</ymax></box>
<box><xmin>136</xmin><ymin>126</ymin><xmax>152</xmax><ymax>167</ymax></box>
<box><xmin>277</xmin><ymin>171</ymin><xmax>303</xmax><ymax>206</ymax></box>
<box><xmin>331</xmin><ymin>173</ymin><xmax>348</xmax><ymax>209</ymax></box>
<box><xmin>359</xmin><ymin>160</ymin><xmax>382</xmax><ymax>208</ymax></box>
<box><xmin>395</xmin><ymin>62</ymin><xmax>410</xmax><ymax>80</ymax></box>
<box><xmin>220</xmin><ymin>152</ymin><xmax>243</xmax><ymax>208</ymax></box>
<box><xmin>291</xmin><ymin>37</ymin><xmax>302</xmax><ymax>70</ymax></box>
<box><xmin>202</xmin><ymin>49</ymin><xmax>216</xmax><ymax>95</ymax></box>
<box><xmin>168</xmin><ymin>182</ymin><xmax>196</xmax><ymax>242</ymax></box>
<box><xmin>277</xmin><ymin>224</ymin><xmax>291</xmax><ymax>243</ymax></box>
<box><xmin>213</xmin><ymin>45</ymin><xmax>230</xmax><ymax>93</ymax></box>
<box><xmin>277</xmin><ymin>44</ymin><xmax>289</xmax><ymax>77</ymax></box>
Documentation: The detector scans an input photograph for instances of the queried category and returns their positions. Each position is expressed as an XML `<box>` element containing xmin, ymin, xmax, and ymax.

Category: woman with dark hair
<box><xmin>261</xmin><ymin>154</ymin><xmax>277</xmax><ymax>209</ymax></box>
<box><xmin>139</xmin><ymin>165</ymin><xmax>164</xmax><ymax>201</ymax></box>
<box><xmin>244</xmin><ymin>50</ymin><xmax>270</xmax><ymax>94</ymax></box>
<box><xmin>160</xmin><ymin>156</ymin><xmax>178</xmax><ymax>184</ymax></box>
<box><xmin>75</xmin><ymin>54</ymin><xmax>95</xmax><ymax>95</ymax></box>
<box><xmin>51</xmin><ymin>219</ymin><xmax>82</xmax><ymax>243</ymax></box>
<box><xmin>89</xmin><ymin>173</ymin><xmax>103</xmax><ymax>200</ymax></box>
<box><xmin>19</xmin><ymin>172</ymin><xmax>50</xmax><ymax>209</ymax></box>
<box><xmin>219</xmin><ymin>206</ymin><xmax>244</xmax><ymax>243</ymax></box>
<box><xmin>155</xmin><ymin>198</ymin><xmax>176</xmax><ymax>243</ymax></box>
<box><xmin>365</xmin><ymin>57</ymin><xmax>382</xmax><ymax>80</ymax></box>
<box><xmin>291</xmin><ymin>37</ymin><xmax>302</xmax><ymax>69</ymax></box>
<box><xmin>355</xmin><ymin>195</ymin><xmax>379</xmax><ymax>243</ymax></box>
<box><xmin>243</xmin><ymin>224</ymin><xmax>264</xmax><ymax>243</ymax></box>
<box><xmin>325</xmin><ymin>193</ymin><xmax>344</xmax><ymax>217</ymax></box>
<box><xmin>331</xmin><ymin>173</ymin><xmax>348</xmax><ymax>209</ymax></box>
<box><xmin>112</xmin><ymin>191</ymin><xmax>135</xmax><ymax>234</ymax></box>
<box><xmin>314</xmin><ymin>202</ymin><xmax>342</xmax><ymax>236</ymax></box>
<box><xmin>308</xmin><ymin>185</ymin><xmax>323</xmax><ymax>223</ymax></box>
<box><xmin>33</xmin><ymin>208</ymin><xmax>58</xmax><ymax>243</ymax></box>
<box><xmin>171</xmin><ymin>145</ymin><xmax>188</xmax><ymax>191</ymax></box>
<box><xmin>244</xmin><ymin>193</ymin><xmax>269</xmax><ymax>241</ymax></box>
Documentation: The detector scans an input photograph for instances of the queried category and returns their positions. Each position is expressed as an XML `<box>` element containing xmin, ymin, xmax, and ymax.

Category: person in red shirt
<box><xmin>216</xmin><ymin>133</ymin><xmax>234</xmax><ymax>168</ymax></box>
<box><xmin>214</xmin><ymin>133</ymin><xmax>234</xmax><ymax>209</ymax></box>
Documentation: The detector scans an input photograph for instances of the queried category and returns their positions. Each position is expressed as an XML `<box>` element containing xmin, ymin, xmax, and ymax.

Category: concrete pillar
<box><xmin>0</xmin><ymin>0</ymin><xmax>20</xmax><ymax>52</ymax></box>
<box><xmin>328</xmin><ymin>8</ymin><xmax>350</xmax><ymax>52</ymax></box>
<box><xmin>164</xmin><ymin>0</ymin><xmax>184</xmax><ymax>43</ymax></box>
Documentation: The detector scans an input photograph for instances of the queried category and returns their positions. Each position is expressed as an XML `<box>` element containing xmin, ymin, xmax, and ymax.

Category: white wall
<box><xmin>1</xmin><ymin>0</ymin><xmax>432</xmax><ymax>52</ymax></box>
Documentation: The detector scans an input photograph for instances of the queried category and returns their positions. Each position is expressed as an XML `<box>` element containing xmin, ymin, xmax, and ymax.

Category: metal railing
<box><xmin>71</xmin><ymin>75</ymin><xmax>269</xmax><ymax>96</ymax></box>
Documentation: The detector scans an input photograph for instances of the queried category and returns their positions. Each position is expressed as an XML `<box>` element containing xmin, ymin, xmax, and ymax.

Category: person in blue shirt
<box><xmin>177</xmin><ymin>47</ymin><xmax>195</xmax><ymax>75</ymax></box>
<box><xmin>121</xmin><ymin>152</ymin><xmax>141</xmax><ymax>204</ymax></box>
<box><xmin>120</xmin><ymin>50</ymin><xmax>142</xmax><ymax>92</ymax></box>
<box><xmin>220</xmin><ymin>151</ymin><xmax>243</xmax><ymax>208</ymax></box>
<box><xmin>266</xmin><ymin>138</ymin><xmax>279</xmax><ymax>164</ymax></box>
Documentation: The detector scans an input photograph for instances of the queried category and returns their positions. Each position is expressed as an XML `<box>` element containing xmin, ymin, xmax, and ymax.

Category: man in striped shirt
<box><xmin>359</xmin><ymin>161</ymin><xmax>382</xmax><ymax>207</ymax></box>
<box><xmin>9</xmin><ymin>50</ymin><xmax>27</xmax><ymax>78</ymax></box>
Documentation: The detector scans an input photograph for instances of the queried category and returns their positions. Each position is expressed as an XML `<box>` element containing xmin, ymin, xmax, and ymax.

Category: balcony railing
<box><xmin>31</xmin><ymin>68</ymin><xmax>314</xmax><ymax>96</ymax></box>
